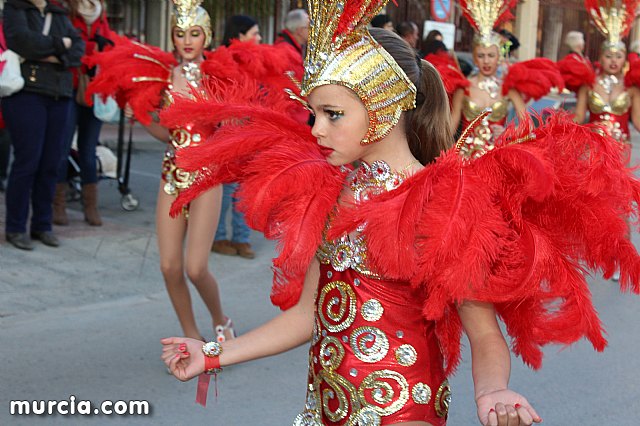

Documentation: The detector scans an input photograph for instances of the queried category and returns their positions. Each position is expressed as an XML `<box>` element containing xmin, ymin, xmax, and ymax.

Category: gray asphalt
<box><xmin>0</xmin><ymin>123</ymin><xmax>639</xmax><ymax>425</ymax></box>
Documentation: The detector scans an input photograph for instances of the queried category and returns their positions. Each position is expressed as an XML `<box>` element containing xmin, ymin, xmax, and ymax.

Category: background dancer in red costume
<box><xmin>575</xmin><ymin>0</ymin><xmax>640</xmax><ymax>145</ymax></box>
<box><xmin>161</xmin><ymin>1</ymin><xmax>640</xmax><ymax>425</ymax></box>
<box><xmin>87</xmin><ymin>1</ymin><xmax>301</xmax><ymax>346</ymax></box>
<box><xmin>90</xmin><ymin>0</ymin><xmax>232</xmax><ymax>343</ymax></box>
<box><xmin>448</xmin><ymin>0</ymin><xmax>563</xmax><ymax>159</ymax></box>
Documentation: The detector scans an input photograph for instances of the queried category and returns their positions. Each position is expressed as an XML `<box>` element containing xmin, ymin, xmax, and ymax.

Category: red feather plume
<box><xmin>85</xmin><ymin>34</ymin><xmax>175</xmax><ymax>125</ymax></box>
<box><xmin>556</xmin><ymin>53</ymin><xmax>596</xmax><ymax>92</ymax></box>
<box><xmin>424</xmin><ymin>52</ymin><xmax>470</xmax><ymax>101</ymax></box>
<box><xmin>502</xmin><ymin>58</ymin><xmax>565</xmax><ymax>101</ymax></box>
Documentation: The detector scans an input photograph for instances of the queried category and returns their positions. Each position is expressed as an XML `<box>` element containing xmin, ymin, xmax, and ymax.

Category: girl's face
<box><xmin>473</xmin><ymin>44</ymin><xmax>500</xmax><ymax>77</ymax></box>
<box><xmin>173</xmin><ymin>26</ymin><xmax>206</xmax><ymax>62</ymax></box>
<box><xmin>309</xmin><ymin>85</ymin><xmax>371</xmax><ymax>167</ymax></box>
<box><xmin>238</xmin><ymin>25</ymin><xmax>262</xmax><ymax>44</ymax></box>
<box><xmin>600</xmin><ymin>48</ymin><xmax>626</xmax><ymax>75</ymax></box>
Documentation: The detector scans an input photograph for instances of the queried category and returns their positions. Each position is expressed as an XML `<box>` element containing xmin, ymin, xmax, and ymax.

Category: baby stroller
<box><xmin>64</xmin><ymin>111</ymin><xmax>139</xmax><ymax>211</ymax></box>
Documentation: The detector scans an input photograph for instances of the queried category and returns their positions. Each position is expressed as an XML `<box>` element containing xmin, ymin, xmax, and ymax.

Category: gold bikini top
<box><xmin>588</xmin><ymin>90</ymin><xmax>631</xmax><ymax>115</ymax></box>
<box><xmin>462</xmin><ymin>96</ymin><xmax>510</xmax><ymax>122</ymax></box>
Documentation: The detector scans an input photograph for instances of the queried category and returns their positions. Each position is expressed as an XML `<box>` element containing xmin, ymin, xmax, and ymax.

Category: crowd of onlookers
<box><xmin>0</xmin><ymin>2</ymin><xmax>431</xmax><ymax>254</ymax></box>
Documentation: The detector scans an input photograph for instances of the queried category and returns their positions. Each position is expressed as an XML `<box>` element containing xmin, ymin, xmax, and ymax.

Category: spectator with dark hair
<box><xmin>396</xmin><ymin>21</ymin><xmax>419</xmax><ymax>49</ymax></box>
<box><xmin>423</xmin><ymin>39</ymin><xmax>447</xmax><ymax>57</ymax></box>
<box><xmin>370</xmin><ymin>13</ymin><xmax>393</xmax><ymax>31</ymax></box>
<box><xmin>425</xmin><ymin>29</ymin><xmax>443</xmax><ymax>44</ymax></box>
<box><xmin>221</xmin><ymin>15</ymin><xmax>261</xmax><ymax>47</ymax></box>
<box><xmin>275</xmin><ymin>8</ymin><xmax>309</xmax><ymax>58</ymax></box>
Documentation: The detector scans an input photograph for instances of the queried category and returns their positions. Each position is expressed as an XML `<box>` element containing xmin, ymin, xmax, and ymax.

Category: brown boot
<box><xmin>52</xmin><ymin>183</ymin><xmax>69</xmax><ymax>226</ymax></box>
<box><xmin>211</xmin><ymin>240</ymin><xmax>238</xmax><ymax>255</ymax></box>
<box><xmin>82</xmin><ymin>183</ymin><xmax>102</xmax><ymax>226</ymax></box>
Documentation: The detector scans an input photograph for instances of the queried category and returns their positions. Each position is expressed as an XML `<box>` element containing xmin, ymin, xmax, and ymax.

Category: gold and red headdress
<box><xmin>170</xmin><ymin>0</ymin><xmax>213</xmax><ymax>48</ymax></box>
<box><xmin>459</xmin><ymin>0</ymin><xmax>517</xmax><ymax>49</ymax></box>
<box><xmin>301</xmin><ymin>0</ymin><xmax>416</xmax><ymax>145</ymax></box>
<box><xmin>585</xmin><ymin>0</ymin><xmax>639</xmax><ymax>52</ymax></box>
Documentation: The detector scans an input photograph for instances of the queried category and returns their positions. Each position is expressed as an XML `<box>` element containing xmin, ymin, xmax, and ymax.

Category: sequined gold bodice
<box><xmin>462</xmin><ymin>96</ymin><xmax>510</xmax><ymax>122</ymax></box>
<box><xmin>295</xmin><ymin>161</ymin><xmax>450</xmax><ymax>425</ymax></box>
<box><xmin>588</xmin><ymin>90</ymin><xmax>631</xmax><ymax>115</ymax></box>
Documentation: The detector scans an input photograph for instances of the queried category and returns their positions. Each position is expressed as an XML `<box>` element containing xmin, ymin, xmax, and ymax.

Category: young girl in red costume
<box><xmin>574</xmin><ymin>0</ymin><xmax>640</xmax><ymax>145</ymax></box>
<box><xmin>447</xmin><ymin>0</ymin><xmax>563</xmax><ymax>159</ymax></box>
<box><xmin>161</xmin><ymin>1</ymin><xmax>640</xmax><ymax>425</ymax></box>
<box><xmin>87</xmin><ymin>0</ymin><xmax>301</xmax><ymax>344</ymax></box>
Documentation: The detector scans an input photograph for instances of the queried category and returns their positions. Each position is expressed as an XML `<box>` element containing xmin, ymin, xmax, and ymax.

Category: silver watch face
<box><xmin>202</xmin><ymin>341</ymin><xmax>222</xmax><ymax>357</ymax></box>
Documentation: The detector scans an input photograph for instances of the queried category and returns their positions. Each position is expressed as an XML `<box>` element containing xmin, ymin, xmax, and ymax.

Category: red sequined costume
<box><xmin>582</xmin><ymin>0</ymin><xmax>639</xmax><ymax>144</ymax></box>
<box><xmin>85</xmin><ymin>35</ymin><xmax>303</xmax><ymax>204</ymax></box>
<box><xmin>447</xmin><ymin>0</ymin><xmax>564</xmax><ymax>159</ymax></box>
<box><xmin>157</xmin><ymin>68</ymin><xmax>640</xmax><ymax>424</ymax></box>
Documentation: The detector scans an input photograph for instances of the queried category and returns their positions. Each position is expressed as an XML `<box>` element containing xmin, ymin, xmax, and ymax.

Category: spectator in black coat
<box><xmin>2</xmin><ymin>0</ymin><xmax>84</xmax><ymax>250</ymax></box>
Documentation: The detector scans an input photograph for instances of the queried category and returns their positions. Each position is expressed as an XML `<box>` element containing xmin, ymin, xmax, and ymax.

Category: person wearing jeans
<box><xmin>212</xmin><ymin>183</ymin><xmax>253</xmax><ymax>258</ymax></box>
<box><xmin>53</xmin><ymin>0</ymin><xmax>112</xmax><ymax>227</ymax></box>
<box><xmin>2</xmin><ymin>0</ymin><xmax>84</xmax><ymax>250</ymax></box>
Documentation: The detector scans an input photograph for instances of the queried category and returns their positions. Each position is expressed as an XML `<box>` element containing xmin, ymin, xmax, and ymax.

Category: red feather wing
<box><xmin>86</xmin><ymin>35</ymin><xmax>176</xmax><ymax>124</ymax></box>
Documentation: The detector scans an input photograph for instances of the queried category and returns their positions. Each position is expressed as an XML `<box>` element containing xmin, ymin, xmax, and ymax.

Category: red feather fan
<box><xmin>502</xmin><ymin>58</ymin><xmax>565</xmax><ymax>101</ymax></box>
<box><xmin>85</xmin><ymin>34</ymin><xmax>176</xmax><ymax>125</ymax></box>
<box><xmin>556</xmin><ymin>53</ymin><xmax>596</xmax><ymax>92</ymax></box>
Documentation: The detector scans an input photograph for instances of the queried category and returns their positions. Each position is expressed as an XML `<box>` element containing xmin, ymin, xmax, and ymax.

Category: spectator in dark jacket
<box><xmin>2</xmin><ymin>0</ymin><xmax>84</xmax><ymax>250</ymax></box>
<box><xmin>53</xmin><ymin>0</ymin><xmax>112</xmax><ymax>227</ymax></box>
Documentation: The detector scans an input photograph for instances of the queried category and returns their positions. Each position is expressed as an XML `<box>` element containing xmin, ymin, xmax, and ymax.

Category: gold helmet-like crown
<box><xmin>170</xmin><ymin>0</ymin><xmax>213</xmax><ymax>48</ymax></box>
<box><xmin>586</xmin><ymin>0</ymin><xmax>639</xmax><ymax>52</ymax></box>
<box><xmin>301</xmin><ymin>0</ymin><xmax>416</xmax><ymax>145</ymax></box>
<box><xmin>459</xmin><ymin>0</ymin><xmax>516</xmax><ymax>49</ymax></box>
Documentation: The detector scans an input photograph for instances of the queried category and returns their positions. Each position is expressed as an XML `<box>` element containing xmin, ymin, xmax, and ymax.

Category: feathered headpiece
<box><xmin>170</xmin><ymin>0</ymin><xmax>213</xmax><ymax>48</ymax></box>
<box><xmin>459</xmin><ymin>0</ymin><xmax>517</xmax><ymax>49</ymax></box>
<box><xmin>301</xmin><ymin>0</ymin><xmax>416</xmax><ymax>145</ymax></box>
<box><xmin>585</xmin><ymin>0</ymin><xmax>639</xmax><ymax>52</ymax></box>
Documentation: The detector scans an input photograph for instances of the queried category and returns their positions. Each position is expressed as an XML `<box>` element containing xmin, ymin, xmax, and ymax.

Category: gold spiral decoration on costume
<box><xmin>319</xmin><ymin>336</ymin><xmax>345</xmax><ymax>371</ymax></box>
<box><xmin>318</xmin><ymin>280</ymin><xmax>357</xmax><ymax>332</ymax></box>
<box><xmin>350</xmin><ymin>326</ymin><xmax>389</xmax><ymax>363</ymax></box>
<box><xmin>357</xmin><ymin>370</ymin><xmax>410</xmax><ymax>417</ymax></box>
<box><xmin>318</xmin><ymin>370</ymin><xmax>360</xmax><ymax>423</ymax></box>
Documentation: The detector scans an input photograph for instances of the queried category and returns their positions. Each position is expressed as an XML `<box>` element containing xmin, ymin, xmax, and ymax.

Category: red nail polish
<box><xmin>489</xmin><ymin>408</ymin><xmax>495</xmax><ymax>413</ymax></box>
<box><xmin>515</xmin><ymin>403</ymin><xmax>521</xmax><ymax>409</ymax></box>
<box><xmin>183</xmin><ymin>351</ymin><xmax>190</xmax><ymax>356</ymax></box>
<box><xmin>179</xmin><ymin>344</ymin><xmax>186</xmax><ymax>351</ymax></box>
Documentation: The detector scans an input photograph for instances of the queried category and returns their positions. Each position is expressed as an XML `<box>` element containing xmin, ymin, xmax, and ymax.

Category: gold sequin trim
<box><xmin>435</xmin><ymin>379</ymin><xmax>452</xmax><ymax>418</ymax></box>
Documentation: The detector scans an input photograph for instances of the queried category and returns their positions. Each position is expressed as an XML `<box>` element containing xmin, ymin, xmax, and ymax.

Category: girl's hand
<box><xmin>124</xmin><ymin>104</ymin><xmax>134</xmax><ymax>119</ymax></box>
<box><xmin>160</xmin><ymin>337</ymin><xmax>206</xmax><ymax>381</ymax></box>
<box><xmin>476</xmin><ymin>389</ymin><xmax>542</xmax><ymax>426</ymax></box>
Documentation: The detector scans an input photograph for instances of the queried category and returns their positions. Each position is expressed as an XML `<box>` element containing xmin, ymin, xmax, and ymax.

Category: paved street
<box><xmin>0</xmin><ymin>123</ymin><xmax>639</xmax><ymax>425</ymax></box>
